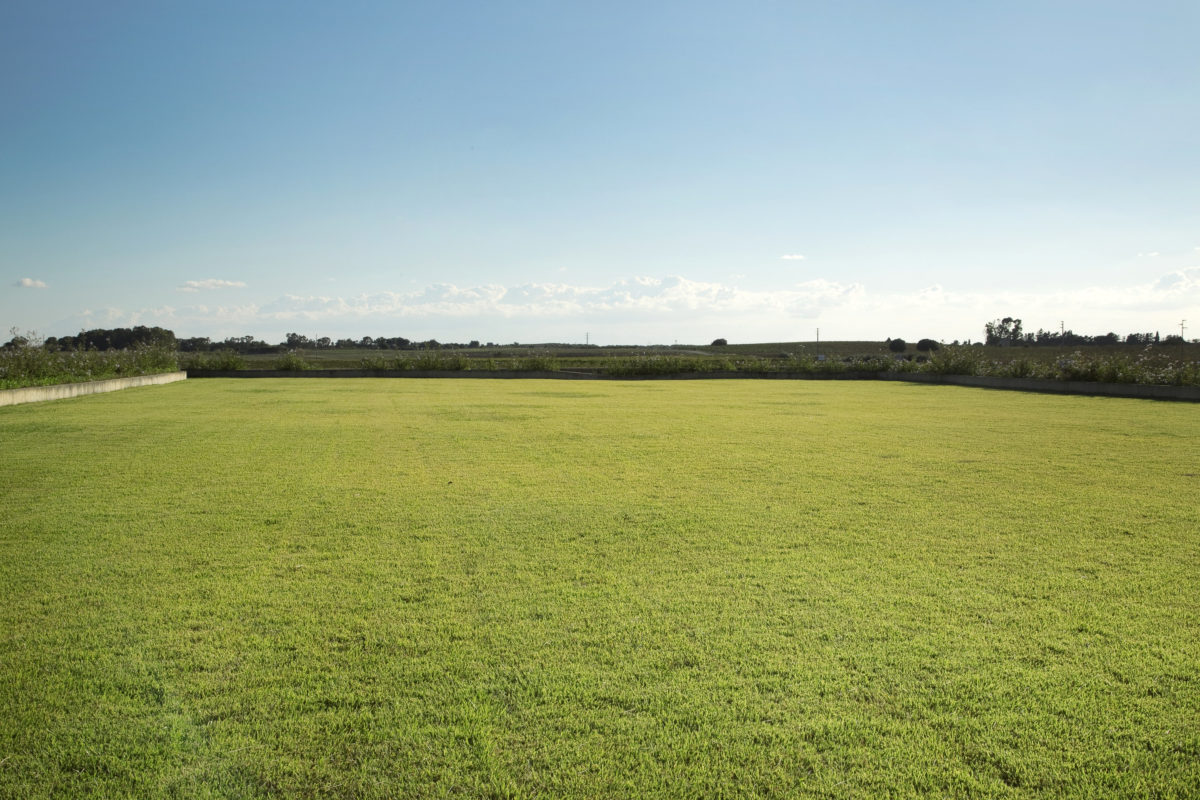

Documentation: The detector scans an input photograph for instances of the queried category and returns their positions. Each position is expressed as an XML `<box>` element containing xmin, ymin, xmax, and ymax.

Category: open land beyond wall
<box><xmin>1</xmin><ymin>380</ymin><xmax>1197</xmax><ymax>798</ymax></box>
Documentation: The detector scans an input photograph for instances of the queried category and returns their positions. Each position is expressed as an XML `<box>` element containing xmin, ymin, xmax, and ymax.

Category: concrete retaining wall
<box><xmin>875</xmin><ymin>371</ymin><xmax>1200</xmax><ymax>401</ymax></box>
<box><xmin>186</xmin><ymin>369</ymin><xmax>896</xmax><ymax>381</ymax></box>
<box><xmin>186</xmin><ymin>369</ymin><xmax>598</xmax><ymax>380</ymax></box>
<box><xmin>0</xmin><ymin>371</ymin><xmax>187</xmax><ymax>407</ymax></box>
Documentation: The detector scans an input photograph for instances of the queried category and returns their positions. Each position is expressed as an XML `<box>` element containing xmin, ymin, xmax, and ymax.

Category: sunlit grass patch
<box><xmin>1</xmin><ymin>380</ymin><xmax>1197</xmax><ymax>798</ymax></box>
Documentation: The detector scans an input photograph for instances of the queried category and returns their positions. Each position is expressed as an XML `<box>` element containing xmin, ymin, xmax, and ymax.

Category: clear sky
<box><xmin>3</xmin><ymin>0</ymin><xmax>1197</xmax><ymax>345</ymax></box>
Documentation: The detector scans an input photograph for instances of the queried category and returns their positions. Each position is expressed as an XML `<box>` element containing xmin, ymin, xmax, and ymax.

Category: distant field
<box><xmin>230</xmin><ymin>340</ymin><xmax>1200</xmax><ymax>364</ymax></box>
<box><xmin>1</xmin><ymin>380</ymin><xmax>1197</xmax><ymax>798</ymax></box>
<box><xmin>229</xmin><ymin>341</ymin><xmax>899</xmax><ymax>368</ymax></box>
<box><xmin>214</xmin><ymin>341</ymin><xmax>1200</xmax><ymax>386</ymax></box>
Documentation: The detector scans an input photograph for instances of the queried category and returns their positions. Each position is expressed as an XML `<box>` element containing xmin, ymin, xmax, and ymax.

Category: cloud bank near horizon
<box><xmin>179</xmin><ymin>279</ymin><xmax>247</xmax><ymax>292</ymax></box>
<box><xmin>52</xmin><ymin>270</ymin><xmax>1200</xmax><ymax>344</ymax></box>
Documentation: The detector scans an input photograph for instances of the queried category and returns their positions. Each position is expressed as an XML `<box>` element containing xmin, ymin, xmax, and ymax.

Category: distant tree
<box><xmin>711</xmin><ymin>338</ymin><xmax>728</xmax><ymax>346</ymax></box>
<box><xmin>888</xmin><ymin>338</ymin><xmax>907</xmax><ymax>353</ymax></box>
<box><xmin>53</xmin><ymin>326</ymin><xmax>176</xmax><ymax>351</ymax></box>
<box><xmin>2</xmin><ymin>334</ymin><xmax>29</xmax><ymax>349</ymax></box>
<box><xmin>285</xmin><ymin>332</ymin><xmax>311</xmax><ymax>348</ymax></box>
<box><xmin>138</xmin><ymin>326</ymin><xmax>176</xmax><ymax>349</ymax></box>
<box><xmin>220</xmin><ymin>335</ymin><xmax>274</xmax><ymax>353</ymax></box>
<box><xmin>916</xmin><ymin>338</ymin><xmax>940</xmax><ymax>352</ymax></box>
<box><xmin>1162</xmin><ymin>334</ymin><xmax>1186</xmax><ymax>345</ymax></box>
<box><xmin>984</xmin><ymin>317</ymin><xmax>1023</xmax><ymax>346</ymax></box>
<box><xmin>1008</xmin><ymin>318</ymin><xmax>1023</xmax><ymax>345</ymax></box>
<box><xmin>179</xmin><ymin>337</ymin><xmax>212</xmax><ymax>352</ymax></box>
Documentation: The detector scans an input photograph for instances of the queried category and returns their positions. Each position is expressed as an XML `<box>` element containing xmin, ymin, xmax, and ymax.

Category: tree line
<box><xmin>179</xmin><ymin>333</ymin><xmax>493</xmax><ymax>353</ymax></box>
<box><xmin>1</xmin><ymin>326</ymin><xmax>178</xmax><ymax>352</ymax></box>
<box><xmin>983</xmin><ymin>318</ymin><xmax>1187</xmax><ymax>347</ymax></box>
<box><xmin>1</xmin><ymin>327</ymin><xmax>494</xmax><ymax>353</ymax></box>
<box><xmin>5</xmin><ymin>322</ymin><xmax>1191</xmax><ymax>354</ymax></box>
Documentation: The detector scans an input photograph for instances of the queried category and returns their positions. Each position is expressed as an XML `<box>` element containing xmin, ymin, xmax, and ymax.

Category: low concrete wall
<box><xmin>0</xmin><ymin>371</ymin><xmax>187</xmax><ymax>407</ymax></box>
<box><xmin>877</xmin><ymin>371</ymin><xmax>1200</xmax><ymax>401</ymax></box>
<box><xmin>186</xmin><ymin>369</ymin><xmax>888</xmax><ymax>381</ymax></box>
<box><xmin>186</xmin><ymin>369</ymin><xmax>598</xmax><ymax>380</ymax></box>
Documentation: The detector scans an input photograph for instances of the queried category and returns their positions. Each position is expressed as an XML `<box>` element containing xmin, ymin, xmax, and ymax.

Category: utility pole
<box><xmin>1182</xmin><ymin>320</ymin><xmax>1188</xmax><ymax>339</ymax></box>
<box><xmin>585</xmin><ymin>332</ymin><xmax>589</xmax><ymax>346</ymax></box>
<box><xmin>1060</xmin><ymin>320</ymin><xmax>1065</xmax><ymax>338</ymax></box>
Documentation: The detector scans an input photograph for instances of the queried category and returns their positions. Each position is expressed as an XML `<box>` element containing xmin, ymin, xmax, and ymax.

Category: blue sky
<box><xmin>3</xmin><ymin>0</ymin><xmax>1197</xmax><ymax>345</ymax></box>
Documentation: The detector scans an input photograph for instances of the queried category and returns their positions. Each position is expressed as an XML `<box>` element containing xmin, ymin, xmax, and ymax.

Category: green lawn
<box><xmin>1</xmin><ymin>379</ymin><xmax>1197</xmax><ymax>798</ymax></box>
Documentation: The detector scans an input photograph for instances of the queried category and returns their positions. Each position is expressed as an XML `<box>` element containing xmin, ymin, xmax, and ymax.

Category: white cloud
<box><xmin>780</xmin><ymin>254</ymin><xmax>806</xmax><ymax>260</ymax></box>
<box><xmin>240</xmin><ymin>277</ymin><xmax>868</xmax><ymax>340</ymax></box>
<box><xmin>15</xmin><ymin>278</ymin><xmax>47</xmax><ymax>288</ymax></box>
<box><xmin>48</xmin><ymin>269</ymin><xmax>1200</xmax><ymax>345</ymax></box>
<box><xmin>179</xmin><ymin>279</ymin><xmax>247</xmax><ymax>292</ymax></box>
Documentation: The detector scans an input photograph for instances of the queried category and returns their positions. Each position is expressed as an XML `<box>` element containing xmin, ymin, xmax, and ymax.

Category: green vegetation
<box><xmin>19</xmin><ymin>324</ymin><xmax>1194</xmax><ymax>387</ymax></box>
<box><xmin>601</xmin><ymin>355</ymin><xmax>734</xmax><ymax>376</ymax></box>
<box><xmin>2</xmin><ymin>380</ymin><xmax>1197</xmax><ymax>798</ymax></box>
<box><xmin>180</xmin><ymin>350</ymin><xmax>247</xmax><ymax>372</ymax></box>
<box><xmin>189</xmin><ymin>341</ymin><xmax>1200</xmax><ymax>386</ymax></box>
<box><xmin>272</xmin><ymin>350</ymin><xmax>312</xmax><ymax>371</ymax></box>
<box><xmin>926</xmin><ymin>345</ymin><xmax>1200</xmax><ymax>386</ymax></box>
<box><xmin>0</xmin><ymin>333</ymin><xmax>177</xmax><ymax>390</ymax></box>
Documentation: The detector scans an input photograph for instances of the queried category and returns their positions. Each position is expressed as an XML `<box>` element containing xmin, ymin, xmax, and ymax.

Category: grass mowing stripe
<box><xmin>1</xmin><ymin>379</ymin><xmax>1197</xmax><ymax>798</ymax></box>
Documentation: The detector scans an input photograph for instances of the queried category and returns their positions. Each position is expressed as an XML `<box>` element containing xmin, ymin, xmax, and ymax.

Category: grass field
<box><xmin>1</xmin><ymin>379</ymin><xmax>1197</xmax><ymax>798</ymax></box>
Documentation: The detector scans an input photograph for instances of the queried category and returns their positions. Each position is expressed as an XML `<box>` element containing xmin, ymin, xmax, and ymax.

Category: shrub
<box><xmin>0</xmin><ymin>331</ymin><xmax>178</xmax><ymax>389</ymax></box>
<box><xmin>130</xmin><ymin>343</ymin><xmax>180</xmax><ymax>373</ymax></box>
<box><xmin>274</xmin><ymin>351</ymin><xmax>311</xmax><ymax>371</ymax></box>
<box><xmin>183</xmin><ymin>349</ymin><xmax>245</xmax><ymax>371</ymax></box>
<box><xmin>602</xmin><ymin>356</ymin><xmax>727</xmax><ymax>376</ymax></box>
<box><xmin>1001</xmin><ymin>358</ymin><xmax>1037</xmax><ymax>379</ymax></box>
<box><xmin>512</xmin><ymin>356</ymin><xmax>559</xmax><ymax>372</ymax></box>
<box><xmin>359</xmin><ymin>355</ymin><xmax>390</xmax><ymax>371</ymax></box>
<box><xmin>888</xmin><ymin>338</ymin><xmax>907</xmax><ymax>353</ymax></box>
<box><xmin>925</xmin><ymin>346</ymin><xmax>983</xmax><ymax>376</ymax></box>
<box><xmin>412</xmin><ymin>352</ymin><xmax>470</xmax><ymax>371</ymax></box>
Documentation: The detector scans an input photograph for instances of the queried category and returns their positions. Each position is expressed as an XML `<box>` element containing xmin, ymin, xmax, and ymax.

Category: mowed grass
<box><xmin>1</xmin><ymin>379</ymin><xmax>1197</xmax><ymax>799</ymax></box>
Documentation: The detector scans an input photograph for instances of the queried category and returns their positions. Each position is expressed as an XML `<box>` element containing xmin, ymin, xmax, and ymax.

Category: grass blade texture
<box><xmin>1</xmin><ymin>379</ymin><xmax>1197</xmax><ymax>798</ymax></box>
